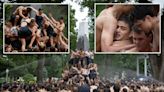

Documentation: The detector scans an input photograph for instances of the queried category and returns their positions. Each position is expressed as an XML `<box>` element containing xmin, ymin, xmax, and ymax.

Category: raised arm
<box><xmin>30</xmin><ymin>7</ymin><xmax>38</xmax><ymax>14</ymax></box>
<box><xmin>101</xmin><ymin>16</ymin><xmax>117</xmax><ymax>52</ymax></box>
<box><xmin>18</xmin><ymin>7</ymin><xmax>28</xmax><ymax>19</ymax></box>
<box><xmin>44</xmin><ymin>14</ymin><xmax>58</xmax><ymax>33</ymax></box>
<box><xmin>48</xmin><ymin>13</ymin><xmax>58</xmax><ymax>24</ymax></box>
<box><xmin>55</xmin><ymin>23</ymin><xmax>65</xmax><ymax>32</ymax></box>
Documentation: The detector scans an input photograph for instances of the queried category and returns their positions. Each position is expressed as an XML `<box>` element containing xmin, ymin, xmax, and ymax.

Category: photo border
<box><xmin>94</xmin><ymin>3</ymin><xmax>161</xmax><ymax>54</ymax></box>
<box><xmin>3</xmin><ymin>3</ymin><xmax>70</xmax><ymax>54</ymax></box>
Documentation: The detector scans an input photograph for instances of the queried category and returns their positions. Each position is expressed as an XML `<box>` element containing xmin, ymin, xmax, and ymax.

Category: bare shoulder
<box><xmin>96</xmin><ymin>13</ymin><xmax>115</xmax><ymax>25</ymax></box>
<box><xmin>17</xmin><ymin>6</ymin><xmax>24</xmax><ymax>9</ymax></box>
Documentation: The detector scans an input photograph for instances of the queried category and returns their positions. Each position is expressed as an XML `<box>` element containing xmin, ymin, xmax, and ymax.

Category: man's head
<box><xmin>113</xmin><ymin>84</ymin><xmax>120</xmax><ymax>92</ymax></box>
<box><xmin>38</xmin><ymin>8</ymin><xmax>43</xmax><ymax>14</ymax></box>
<box><xmin>132</xmin><ymin>26</ymin><xmax>152</xmax><ymax>52</ymax></box>
<box><xmin>59</xmin><ymin>16</ymin><xmax>64</xmax><ymax>24</ymax></box>
<box><xmin>26</xmin><ymin>7</ymin><xmax>32</xmax><ymax>13</ymax></box>
<box><xmin>114</xmin><ymin>14</ymin><xmax>132</xmax><ymax>41</ymax></box>
<box><xmin>130</xmin><ymin>5</ymin><xmax>159</xmax><ymax>33</ymax></box>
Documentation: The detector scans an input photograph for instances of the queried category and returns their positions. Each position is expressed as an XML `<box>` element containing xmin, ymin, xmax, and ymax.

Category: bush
<box><xmin>23</xmin><ymin>73</ymin><xmax>35</xmax><ymax>83</ymax></box>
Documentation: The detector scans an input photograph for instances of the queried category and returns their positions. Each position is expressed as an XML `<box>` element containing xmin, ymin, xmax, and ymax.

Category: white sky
<box><xmin>62</xmin><ymin>0</ymin><xmax>89</xmax><ymax>30</ymax></box>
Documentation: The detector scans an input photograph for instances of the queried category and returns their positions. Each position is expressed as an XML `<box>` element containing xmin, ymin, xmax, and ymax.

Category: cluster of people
<box><xmin>5</xmin><ymin>5</ymin><xmax>68</xmax><ymax>52</ymax></box>
<box><xmin>1</xmin><ymin>50</ymin><xmax>164</xmax><ymax>92</ymax></box>
<box><xmin>1</xmin><ymin>77</ymin><xmax>164</xmax><ymax>92</ymax></box>
<box><xmin>96</xmin><ymin>5</ymin><xmax>159</xmax><ymax>52</ymax></box>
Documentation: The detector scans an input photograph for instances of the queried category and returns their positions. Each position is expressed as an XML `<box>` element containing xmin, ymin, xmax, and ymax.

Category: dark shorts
<box><xmin>36</xmin><ymin>15</ymin><xmax>43</xmax><ymax>29</ymax></box>
<box><xmin>18</xmin><ymin>26</ymin><xmax>32</xmax><ymax>38</ymax></box>
<box><xmin>11</xmin><ymin>39</ymin><xmax>21</xmax><ymax>50</ymax></box>
<box><xmin>46</xmin><ymin>26</ymin><xmax>57</xmax><ymax>37</ymax></box>
<box><xmin>47</xmin><ymin>30</ymin><xmax>57</xmax><ymax>37</ymax></box>
<box><xmin>5</xmin><ymin>37</ymin><xmax>11</xmax><ymax>45</ymax></box>
<box><xmin>89</xmin><ymin>70</ymin><xmax>97</xmax><ymax>79</ymax></box>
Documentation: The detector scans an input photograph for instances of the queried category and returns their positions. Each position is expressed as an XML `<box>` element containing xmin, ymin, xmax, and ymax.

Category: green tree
<box><xmin>70</xmin><ymin>6</ymin><xmax>77</xmax><ymax>50</ymax></box>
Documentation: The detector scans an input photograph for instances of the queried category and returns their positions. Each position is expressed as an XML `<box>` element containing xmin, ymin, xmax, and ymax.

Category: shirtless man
<box><xmin>132</xmin><ymin>26</ymin><xmax>152</xmax><ymax>52</ymax></box>
<box><xmin>96</xmin><ymin>5</ymin><xmax>134</xmax><ymax>52</ymax></box>
<box><xmin>109</xmin><ymin>14</ymin><xmax>136</xmax><ymax>52</ymax></box>
<box><xmin>48</xmin><ymin>14</ymin><xmax>68</xmax><ymax>51</ymax></box>
<box><xmin>11</xmin><ymin>6</ymin><xmax>32</xmax><ymax>26</ymax></box>
<box><xmin>131</xmin><ymin>5</ymin><xmax>159</xmax><ymax>52</ymax></box>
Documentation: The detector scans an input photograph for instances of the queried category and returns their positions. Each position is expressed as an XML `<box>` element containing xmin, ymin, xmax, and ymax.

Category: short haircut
<box><xmin>38</xmin><ymin>8</ymin><xmax>43</xmax><ymax>11</ymax></box>
<box><xmin>59</xmin><ymin>16</ymin><xmax>64</xmax><ymax>20</ymax></box>
<box><xmin>132</xmin><ymin>25</ymin><xmax>152</xmax><ymax>37</ymax></box>
<box><xmin>106</xmin><ymin>5</ymin><xmax>113</xmax><ymax>8</ymax></box>
<box><xmin>122</xmin><ymin>88</ymin><xmax>128</xmax><ymax>92</ymax></box>
<box><xmin>118</xmin><ymin>14</ymin><xmax>132</xmax><ymax>30</ymax></box>
<box><xmin>26</xmin><ymin>7</ymin><xmax>32</xmax><ymax>12</ymax></box>
<box><xmin>113</xmin><ymin>84</ymin><xmax>120</xmax><ymax>92</ymax></box>
<box><xmin>130</xmin><ymin>5</ymin><xmax>158</xmax><ymax>23</ymax></box>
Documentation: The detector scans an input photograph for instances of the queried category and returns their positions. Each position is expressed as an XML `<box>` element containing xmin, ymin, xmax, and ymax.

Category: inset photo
<box><xmin>3</xmin><ymin>3</ymin><xmax>70</xmax><ymax>54</ymax></box>
<box><xmin>95</xmin><ymin>3</ymin><xmax>160</xmax><ymax>54</ymax></box>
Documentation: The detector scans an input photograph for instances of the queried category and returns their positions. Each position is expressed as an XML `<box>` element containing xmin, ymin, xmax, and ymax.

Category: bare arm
<box><xmin>101</xmin><ymin>17</ymin><xmax>117</xmax><ymax>51</ymax></box>
<box><xmin>44</xmin><ymin>15</ymin><xmax>57</xmax><ymax>33</ymax></box>
<box><xmin>105</xmin><ymin>44</ymin><xmax>136</xmax><ymax>52</ymax></box>
<box><xmin>43</xmin><ymin>29</ymin><xmax>47</xmax><ymax>36</ymax></box>
<box><xmin>55</xmin><ymin>24</ymin><xmax>65</xmax><ymax>32</ymax></box>
<box><xmin>47</xmin><ymin>14</ymin><xmax>65</xmax><ymax>32</ymax></box>
<box><xmin>30</xmin><ymin>7</ymin><xmax>38</xmax><ymax>14</ymax></box>
<box><xmin>18</xmin><ymin>7</ymin><xmax>27</xmax><ymax>19</ymax></box>
<box><xmin>49</xmin><ymin>13</ymin><xmax>58</xmax><ymax>24</ymax></box>
<box><xmin>125</xmin><ymin>46</ymin><xmax>138</xmax><ymax>52</ymax></box>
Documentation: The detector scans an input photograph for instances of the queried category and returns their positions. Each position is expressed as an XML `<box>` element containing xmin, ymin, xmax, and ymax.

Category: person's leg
<box><xmin>20</xmin><ymin>38</ymin><xmax>27</xmax><ymax>51</ymax></box>
<box><xmin>28</xmin><ymin>35</ymin><xmax>36</xmax><ymax>49</ymax></box>
<box><xmin>52</xmin><ymin>36</ymin><xmax>58</xmax><ymax>47</ymax></box>
<box><xmin>59</xmin><ymin>34</ymin><xmax>68</xmax><ymax>51</ymax></box>
<box><xmin>28</xmin><ymin>27</ymin><xmax>37</xmax><ymax>49</ymax></box>
<box><xmin>44</xmin><ymin>36</ymin><xmax>49</xmax><ymax>43</ymax></box>
<box><xmin>50</xmin><ymin>36</ymin><xmax>54</xmax><ymax>47</ymax></box>
<box><xmin>36</xmin><ymin>29</ymin><xmax>41</xmax><ymax>45</ymax></box>
<box><xmin>61</xmin><ymin>32</ymin><xmax>68</xmax><ymax>43</ymax></box>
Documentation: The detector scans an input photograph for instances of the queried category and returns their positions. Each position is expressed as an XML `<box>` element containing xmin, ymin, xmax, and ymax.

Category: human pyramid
<box><xmin>1</xmin><ymin>50</ymin><xmax>164</xmax><ymax>92</ymax></box>
<box><xmin>5</xmin><ymin>6</ymin><xmax>68</xmax><ymax>52</ymax></box>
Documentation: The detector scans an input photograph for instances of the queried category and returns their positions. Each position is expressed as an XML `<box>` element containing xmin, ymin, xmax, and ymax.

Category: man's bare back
<box><xmin>96</xmin><ymin>7</ymin><xmax>117</xmax><ymax>52</ymax></box>
<box><xmin>13</xmin><ymin>6</ymin><xmax>29</xmax><ymax>19</ymax></box>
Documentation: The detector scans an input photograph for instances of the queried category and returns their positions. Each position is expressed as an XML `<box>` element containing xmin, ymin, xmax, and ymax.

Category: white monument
<box><xmin>77</xmin><ymin>19</ymin><xmax>89</xmax><ymax>39</ymax></box>
<box><xmin>77</xmin><ymin>19</ymin><xmax>90</xmax><ymax>51</ymax></box>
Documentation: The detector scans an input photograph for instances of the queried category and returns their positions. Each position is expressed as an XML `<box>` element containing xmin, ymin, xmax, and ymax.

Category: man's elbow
<box><xmin>101</xmin><ymin>44</ymin><xmax>111</xmax><ymax>52</ymax></box>
<box><xmin>101</xmin><ymin>40</ymin><xmax>113</xmax><ymax>52</ymax></box>
<box><xmin>101</xmin><ymin>47</ymin><xmax>112</xmax><ymax>52</ymax></box>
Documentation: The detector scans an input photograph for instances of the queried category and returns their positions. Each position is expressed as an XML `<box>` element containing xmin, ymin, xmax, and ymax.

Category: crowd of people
<box><xmin>96</xmin><ymin>5</ymin><xmax>159</xmax><ymax>52</ymax></box>
<box><xmin>5</xmin><ymin>5</ymin><xmax>68</xmax><ymax>52</ymax></box>
<box><xmin>1</xmin><ymin>79</ymin><xmax>164</xmax><ymax>92</ymax></box>
<box><xmin>1</xmin><ymin>50</ymin><xmax>164</xmax><ymax>92</ymax></box>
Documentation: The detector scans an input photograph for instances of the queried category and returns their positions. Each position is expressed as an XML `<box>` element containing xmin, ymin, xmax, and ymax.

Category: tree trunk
<box><xmin>149</xmin><ymin>39</ymin><xmax>164</xmax><ymax>82</ymax></box>
<box><xmin>36</xmin><ymin>55</ymin><xmax>45</xmax><ymax>83</ymax></box>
